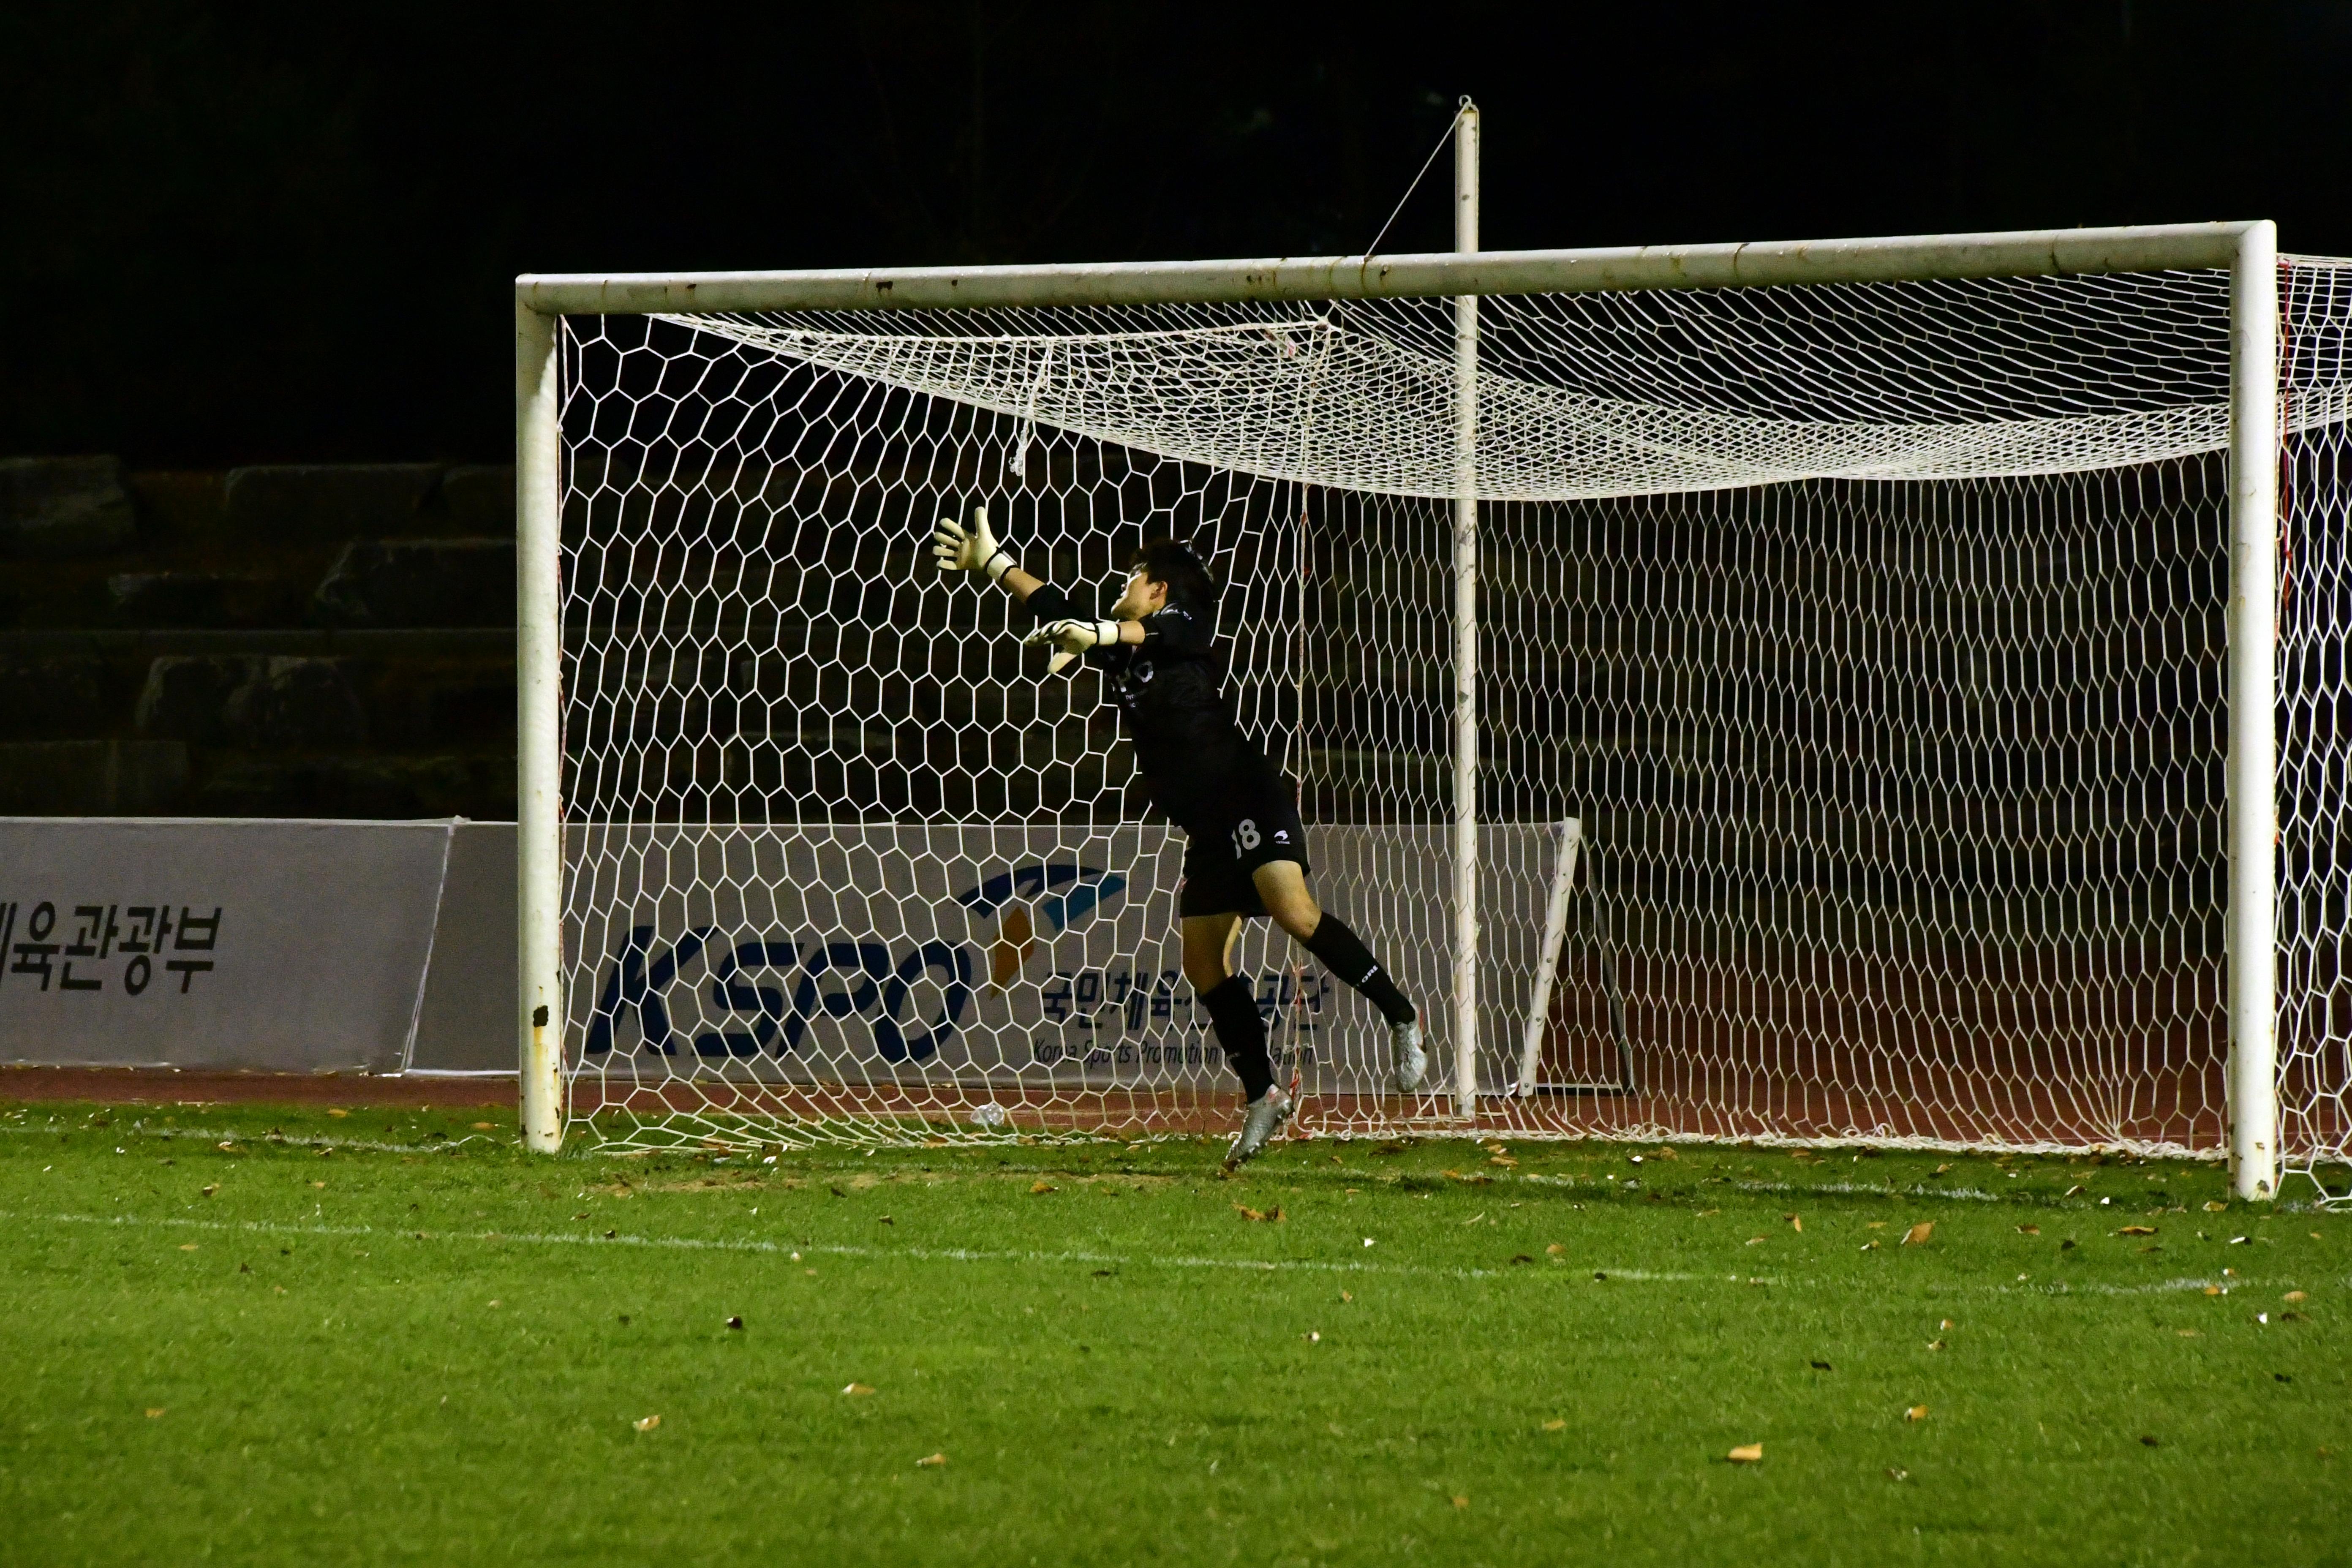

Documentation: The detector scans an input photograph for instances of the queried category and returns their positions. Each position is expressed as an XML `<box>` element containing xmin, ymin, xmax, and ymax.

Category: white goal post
<box><xmin>514</xmin><ymin>218</ymin><xmax>2336</xmax><ymax>1203</ymax></box>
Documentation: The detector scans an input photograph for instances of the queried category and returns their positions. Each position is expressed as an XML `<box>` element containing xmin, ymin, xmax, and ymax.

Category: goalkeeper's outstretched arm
<box><xmin>932</xmin><ymin>506</ymin><xmax>1045</xmax><ymax>603</ymax></box>
<box><xmin>933</xmin><ymin>506</ymin><xmax>1146</xmax><ymax>670</ymax></box>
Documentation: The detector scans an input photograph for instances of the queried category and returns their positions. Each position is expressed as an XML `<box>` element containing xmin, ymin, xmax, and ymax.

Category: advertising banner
<box><xmin>0</xmin><ymin>817</ymin><xmax>454</xmax><ymax>1073</ymax></box>
<box><xmin>0</xmin><ymin>817</ymin><xmax>1573</xmax><ymax>1087</ymax></box>
<box><xmin>568</xmin><ymin>822</ymin><xmax>1568</xmax><ymax>1094</ymax></box>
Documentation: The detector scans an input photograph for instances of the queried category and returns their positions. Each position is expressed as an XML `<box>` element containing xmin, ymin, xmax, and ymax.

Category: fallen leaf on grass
<box><xmin>2117</xmin><ymin>1225</ymin><xmax>2157</xmax><ymax>1236</ymax></box>
<box><xmin>633</xmin><ymin>1415</ymin><xmax>660</xmax><ymax>1432</ymax></box>
<box><xmin>1866</xmin><ymin>1221</ymin><xmax>1887</xmax><ymax>1230</ymax></box>
<box><xmin>1546</xmin><ymin>1242</ymin><xmax>1565</xmax><ymax>1256</ymax></box>
<box><xmin>1940</xmin><ymin>1318</ymin><xmax>1955</xmax><ymax>1329</ymax></box>
<box><xmin>1727</xmin><ymin>1444</ymin><xmax>1763</xmax><ymax>1463</ymax></box>
<box><xmin>842</xmin><ymin>1383</ymin><xmax>874</xmax><ymax>1396</ymax></box>
<box><xmin>2178</xmin><ymin>1329</ymin><xmax>2201</xmax><ymax>1337</ymax></box>
<box><xmin>2286</xmin><ymin>1290</ymin><xmax>2308</xmax><ymax>1303</ymax></box>
<box><xmin>1650</xmin><ymin>1146</ymin><xmax>1678</xmax><ymax>1160</ymax></box>
<box><xmin>471</xmin><ymin>1122</ymin><xmax>495</xmax><ymax>1131</ymax></box>
<box><xmin>327</xmin><ymin>1108</ymin><xmax>348</xmax><ymax>1118</ymax></box>
<box><xmin>1542</xmin><ymin>1419</ymin><xmax>1566</xmax><ymax>1432</ymax></box>
<box><xmin>1451</xmin><ymin>1495</ymin><xmax>1469</xmax><ymax>1510</ymax></box>
<box><xmin>177</xmin><ymin>1244</ymin><xmax>196</xmax><ymax>1252</ymax></box>
<box><xmin>145</xmin><ymin>1407</ymin><xmax>165</xmax><ymax>1418</ymax></box>
<box><xmin>1232</xmin><ymin>1203</ymin><xmax>1284</xmax><ymax>1222</ymax></box>
<box><xmin>1029</xmin><ymin>1181</ymin><xmax>1056</xmax><ymax>1195</ymax></box>
<box><xmin>1901</xmin><ymin>1222</ymin><xmax>1935</xmax><ymax>1247</ymax></box>
<box><xmin>2205</xmin><ymin>1200</ymin><xmax>2230</xmax><ymax>1212</ymax></box>
<box><xmin>1927</xmin><ymin>1339</ymin><xmax>1946</xmax><ymax>1351</ymax></box>
<box><xmin>916</xmin><ymin>1452</ymin><xmax>946</xmax><ymax>1467</ymax></box>
<box><xmin>2206</xmin><ymin>1286</ymin><xmax>2224</xmax><ymax>1296</ymax></box>
<box><xmin>1340</xmin><ymin>1290</ymin><xmax>1353</xmax><ymax>1302</ymax></box>
<box><xmin>1746</xmin><ymin>1236</ymin><xmax>1767</xmax><ymax>1246</ymax></box>
<box><xmin>1785</xmin><ymin>1214</ymin><xmax>1803</xmax><ymax>1232</ymax></box>
<box><xmin>1905</xmin><ymin>1405</ymin><xmax>1929</xmax><ymax>1422</ymax></box>
<box><xmin>2016</xmin><ymin>1223</ymin><xmax>2040</xmax><ymax>1235</ymax></box>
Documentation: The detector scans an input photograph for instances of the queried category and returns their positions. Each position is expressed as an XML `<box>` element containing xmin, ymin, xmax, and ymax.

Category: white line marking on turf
<box><xmin>4</xmin><ymin>1209</ymin><xmax>1735</xmax><ymax>1284</ymax></box>
<box><xmin>14</xmin><ymin>1210</ymin><xmax>2332</xmax><ymax>1298</ymax></box>
<box><xmin>0</xmin><ymin>1122</ymin><xmax>495</xmax><ymax>1156</ymax></box>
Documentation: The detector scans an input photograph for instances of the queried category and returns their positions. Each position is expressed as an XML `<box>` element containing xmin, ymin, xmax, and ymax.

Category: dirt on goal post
<box><xmin>523</xmin><ymin>233</ymin><xmax>2352</xmax><ymax>1201</ymax></box>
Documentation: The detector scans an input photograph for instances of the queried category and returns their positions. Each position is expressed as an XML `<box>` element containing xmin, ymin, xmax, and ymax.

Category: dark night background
<box><xmin>8</xmin><ymin>0</ymin><xmax>2352</xmax><ymax>467</ymax></box>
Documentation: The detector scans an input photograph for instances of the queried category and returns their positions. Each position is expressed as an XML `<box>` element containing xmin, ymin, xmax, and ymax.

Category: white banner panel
<box><xmin>0</xmin><ymin>818</ymin><xmax>454</xmax><ymax>1073</ymax></box>
<box><xmin>567</xmin><ymin>822</ymin><xmax>1567</xmax><ymax>1094</ymax></box>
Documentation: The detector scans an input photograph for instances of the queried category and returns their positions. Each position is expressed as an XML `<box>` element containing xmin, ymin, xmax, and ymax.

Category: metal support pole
<box><xmin>515</xmin><ymin>301</ymin><xmax>566</xmax><ymax>1154</ymax></box>
<box><xmin>2226</xmin><ymin>221</ymin><xmax>2280</xmax><ymax>1200</ymax></box>
<box><xmin>1516</xmin><ymin>820</ymin><xmax>1582</xmax><ymax>1097</ymax></box>
<box><xmin>1450</xmin><ymin>100</ymin><xmax>1481</xmax><ymax>1116</ymax></box>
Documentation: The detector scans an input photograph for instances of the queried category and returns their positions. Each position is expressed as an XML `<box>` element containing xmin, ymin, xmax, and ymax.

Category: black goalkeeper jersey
<box><xmin>1020</xmin><ymin>582</ymin><xmax>1272</xmax><ymax>823</ymax></box>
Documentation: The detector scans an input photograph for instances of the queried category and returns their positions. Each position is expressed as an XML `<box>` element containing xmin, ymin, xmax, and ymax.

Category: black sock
<box><xmin>1200</xmin><ymin>975</ymin><xmax>1274</xmax><ymax>1101</ymax></box>
<box><xmin>1303</xmin><ymin>915</ymin><xmax>1416</xmax><ymax>1025</ymax></box>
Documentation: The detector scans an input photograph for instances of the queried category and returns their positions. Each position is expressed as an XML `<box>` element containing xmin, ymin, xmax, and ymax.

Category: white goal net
<box><xmin>541</xmin><ymin>247</ymin><xmax>2352</xmax><ymax>1198</ymax></box>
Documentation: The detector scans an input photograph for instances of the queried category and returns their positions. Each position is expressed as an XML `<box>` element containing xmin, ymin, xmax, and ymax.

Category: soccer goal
<box><xmin>514</xmin><ymin>215</ymin><xmax>2352</xmax><ymax>1203</ymax></box>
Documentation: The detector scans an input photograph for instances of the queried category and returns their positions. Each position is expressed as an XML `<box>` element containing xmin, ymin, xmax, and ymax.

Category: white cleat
<box><xmin>1223</xmin><ymin>1086</ymin><xmax>1293</xmax><ymax>1169</ymax></box>
<box><xmin>1389</xmin><ymin>1016</ymin><xmax>1427</xmax><ymax>1094</ymax></box>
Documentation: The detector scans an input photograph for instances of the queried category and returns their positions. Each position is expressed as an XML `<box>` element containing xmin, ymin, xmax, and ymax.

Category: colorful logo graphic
<box><xmin>956</xmin><ymin>863</ymin><xmax>1130</xmax><ymax>991</ymax></box>
<box><xmin>583</xmin><ymin>861</ymin><xmax>1129</xmax><ymax>1064</ymax></box>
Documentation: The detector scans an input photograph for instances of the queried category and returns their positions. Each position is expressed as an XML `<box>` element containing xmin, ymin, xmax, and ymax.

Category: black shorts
<box><xmin>1172</xmin><ymin>769</ymin><xmax>1310</xmax><ymax>918</ymax></box>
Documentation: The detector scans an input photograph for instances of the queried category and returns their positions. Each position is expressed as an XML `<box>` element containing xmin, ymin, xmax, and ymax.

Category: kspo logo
<box><xmin>583</xmin><ymin>862</ymin><xmax>1128</xmax><ymax>1064</ymax></box>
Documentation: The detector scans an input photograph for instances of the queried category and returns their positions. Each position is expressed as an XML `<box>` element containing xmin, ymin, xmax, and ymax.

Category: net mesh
<box><xmin>553</xmin><ymin>261</ymin><xmax>2352</xmax><ymax>1196</ymax></box>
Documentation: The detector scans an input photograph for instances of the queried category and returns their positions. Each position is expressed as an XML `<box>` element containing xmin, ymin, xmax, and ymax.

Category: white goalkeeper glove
<box><xmin>931</xmin><ymin>504</ymin><xmax>1015</xmax><ymax>583</ymax></box>
<box><xmin>1024</xmin><ymin>616</ymin><xmax>1123</xmax><ymax>675</ymax></box>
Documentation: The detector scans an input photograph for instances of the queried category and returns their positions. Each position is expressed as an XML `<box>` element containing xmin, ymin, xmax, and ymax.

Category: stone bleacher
<box><xmin>0</xmin><ymin>457</ymin><xmax>517</xmax><ymax>818</ymax></box>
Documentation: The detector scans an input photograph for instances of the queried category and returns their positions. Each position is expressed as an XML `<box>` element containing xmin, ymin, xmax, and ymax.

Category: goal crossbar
<box><xmin>514</xmin><ymin>220</ymin><xmax>2286</xmax><ymax>1201</ymax></box>
<box><xmin>517</xmin><ymin>221</ymin><xmax>2259</xmax><ymax>315</ymax></box>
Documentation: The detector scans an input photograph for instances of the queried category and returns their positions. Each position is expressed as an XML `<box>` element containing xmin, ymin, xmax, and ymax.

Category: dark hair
<box><xmin>1127</xmin><ymin>537</ymin><xmax>1218</xmax><ymax>614</ymax></box>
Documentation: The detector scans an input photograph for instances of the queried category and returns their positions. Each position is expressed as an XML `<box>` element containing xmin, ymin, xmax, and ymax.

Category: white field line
<box><xmin>3</xmin><ymin>1119</ymin><xmax>2332</xmax><ymax>1211</ymax></box>
<box><xmin>4</xmin><ymin>1208</ymin><xmax>2336</xmax><ymax>1299</ymax></box>
<box><xmin>1516</xmin><ymin>1172</ymin><xmax>2003</xmax><ymax>1204</ymax></box>
<box><xmin>0</xmin><ymin>1122</ymin><xmax>498</xmax><ymax>1156</ymax></box>
<box><xmin>4</xmin><ymin>1207</ymin><xmax>1523</xmax><ymax>1281</ymax></box>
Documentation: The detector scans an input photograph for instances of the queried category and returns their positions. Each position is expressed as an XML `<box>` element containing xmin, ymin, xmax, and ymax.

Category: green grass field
<box><xmin>0</xmin><ymin>1099</ymin><xmax>2343</xmax><ymax>1565</ymax></box>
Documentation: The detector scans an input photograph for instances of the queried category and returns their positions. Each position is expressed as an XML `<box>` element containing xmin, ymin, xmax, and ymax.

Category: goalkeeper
<box><xmin>934</xmin><ymin>506</ymin><xmax>1426</xmax><ymax>1166</ymax></box>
